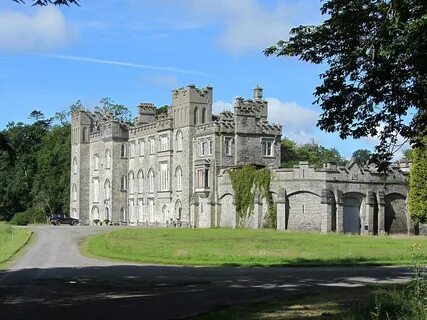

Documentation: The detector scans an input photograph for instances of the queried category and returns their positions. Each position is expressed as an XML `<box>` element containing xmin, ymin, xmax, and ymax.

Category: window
<box><xmin>148</xmin><ymin>169</ymin><xmax>154</xmax><ymax>192</ymax></box>
<box><xmin>200</xmin><ymin>141</ymin><xmax>207</xmax><ymax>157</ymax></box>
<box><xmin>73</xmin><ymin>157</ymin><xmax>78</xmax><ymax>175</ymax></box>
<box><xmin>225</xmin><ymin>137</ymin><xmax>232</xmax><ymax>156</ymax></box>
<box><xmin>105</xmin><ymin>150</ymin><xmax>111</xmax><ymax>169</ymax></box>
<box><xmin>129</xmin><ymin>141</ymin><xmax>135</xmax><ymax>158</ymax></box>
<box><xmin>72</xmin><ymin>184</ymin><xmax>77</xmax><ymax>202</ymax></box>
<box><xmin>196</xmin><ymin>168</ymin><xmax>209</xmax><ymax>188</ymax></box>
<box><xmin>92</xmin><ymin>206</ymin><xmax>99</xmax><ymax>220</ymax></box>
<box><xmin>262</xmin><ymin>139</ymin><xmax>274</xmax><ymax>157</ymax></box>
<box><xmin>104</xmin><ymin>180</ymin><xmax>111</xmax><ymax>200</ymax></box>
<box><xmin>121</xmin><ymin>144</ymin><xmax>127</xmax><ymax>158</ymax></box>
<box><xmin>139</xmin><ymin>139</ymin><xmax>145</xmax><ymax>156</ymax></box>
<box><xmin>208</xmin><ymin>140</ymin><xmax>213</xmax><ymax>155</ymax></box>
<box><xmin>202</xmin><ymin>107</ymin><xmax>206</xmax><ymax>123</ymax></box>
<box><xmin>121</xmin><ymin>176</ymin><xmax>127</xmax><ymax>191</ymax></box>
<box><xmin>128</xmin><ymin>171</ymin><xmax>135</xmax><ymax>194</ymax></box>
<box><xmin>82</xmin><ymin>127</ymin><xmax>88</xmax><ymax>142</ymax></box>
<box><xmin>194</xmin><ymin>107</ymin><xmax>198</xmax><ymax>125</ymax></box>
<box><xmin>138</xmin><ymin>170</ymin><xmax>144</xmax><ymax>193</ymax></box>
<box><xmin>149</xmin><ymin>137</ymin><xmax>155</xmax><ymax>154</ymax></box>
<box><xmin>176</xmin><ymin>167</ymin><xmax>182</xmax><ymax>191</ymax></box>
<box><xmin>121</xmin><ymin>207</ymin><xmax>126</xmax><ymax>222</ymax></box>
<box><xmin>176</xmin><ymin>131</ymin><xmax>183</xmax><ymax>151</ymax></box>
<box><xmin>93</xmin><ymin>178</ymin><xmax>99</xmax><ymax>203</ymax></box>
<box><xmin>138</xmin><ymin>199</ymin><xmax>144</xmax><ymax>222</ymax></box>
<box><xmin>159</xmin><ymin>135</ymin><xmax>168</xmax><ymax>151</ymax></box>
<box><xmin>94</xmin><ymin>155</ymin><xmax>99</xmax><ymax>171</ymax></box>
<box><xmin>160</xmin><ymin>163</ymin><xmax>169</xmax><ymax>191</ymax></box>
<box><xmin>129</xmin><ymin>199</ymin><xmax>135</xmax><ymax>223</ymax></box>
<box><xmin>148</xmin><ymin>199</ymin><xmax>154</xmax><ymax>221</ymax></box>
<box><xmin>105</xmin><ymin>207</ymin><xmax>110</xmax><ymax>220</ymax></box>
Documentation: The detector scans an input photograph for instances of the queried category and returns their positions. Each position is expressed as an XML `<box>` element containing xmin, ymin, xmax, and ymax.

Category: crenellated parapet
<box><xmin>234</xmin><ymin>96</ymin><xmax>268</xmax><ymax>119</ymax></box>
<box><xmin>256</xmin><ymin>120</ymin><xmax>282</xmax><ymax>135</ymax></box>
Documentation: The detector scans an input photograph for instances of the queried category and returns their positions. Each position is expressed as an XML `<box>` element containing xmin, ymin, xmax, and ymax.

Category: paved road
<box><xmin>0</xmin><ymin>226</ymin><xmax>412</xmax><ymax>320</ymax></box>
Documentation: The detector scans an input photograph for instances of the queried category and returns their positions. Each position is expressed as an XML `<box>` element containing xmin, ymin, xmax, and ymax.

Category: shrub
<box><xmin>10</xmin><ymin>209</ymin><xmax>46</xmax><ymax>226</ymax></box>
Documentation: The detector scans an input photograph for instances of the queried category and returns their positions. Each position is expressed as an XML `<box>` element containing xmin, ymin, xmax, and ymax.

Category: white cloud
<box><xmin>44</xmin><ymin>54</ymin><xmax>213</xmax><ymax>77</ymax></box>
<box><xmin>213</xmin><ymin>97</ymin><xmax>318</xmax><ymax>144</ymax></box>
<box><xmin>0</xmin><ymin>7</ymin><xmax>77</xmax><ymax>52</ymax></box>
<box><xmin>184</xmin><ymin>0</ymin><xmax>321</xmax><ymax>55</ymax></box>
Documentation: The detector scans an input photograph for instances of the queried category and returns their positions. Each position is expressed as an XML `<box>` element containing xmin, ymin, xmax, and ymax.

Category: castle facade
<box><xmin>71</xmin><ymin>85</ymin><xmax>419</xmax><ymax>235</ymax></box>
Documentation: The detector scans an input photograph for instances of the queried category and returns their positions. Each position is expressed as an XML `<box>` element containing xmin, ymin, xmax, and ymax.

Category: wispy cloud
<box><xmin>43</xmin><ymin>54</ymin><xmax>213</xmax><ymax>77</ymax></box>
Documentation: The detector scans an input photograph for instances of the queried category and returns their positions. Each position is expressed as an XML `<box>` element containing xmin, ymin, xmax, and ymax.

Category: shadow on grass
<box><xmin>0</xmin><ymin>264</ymin><xmax>411</xmax><ymax>320</ymax></box>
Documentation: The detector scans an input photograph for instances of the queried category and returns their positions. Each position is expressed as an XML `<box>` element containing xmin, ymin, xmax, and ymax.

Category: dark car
<box><xmin>50</xmin><ymin>214</ymin><xmax>79</xmax><ymax>226</ymax></box>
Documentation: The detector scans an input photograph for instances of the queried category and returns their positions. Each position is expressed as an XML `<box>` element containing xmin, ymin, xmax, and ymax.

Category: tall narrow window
<box><xmin>129</xmin><ymin>141</ymin><xmax>135</xmax><ymax>158</ymax></box>
<box><xmin>176</xmin><ymin>167</ymin><xmax>182</xmax><ymax>191</ymax></box>
<box><xmin>138</xmin><ymin>170</ymin><xmax>144</xmax><ymax>193</ymax></box>
<box><xmin>200</xmin><ymin>141</ymin><xmax>207</xmax><ymax>157</ymax></box>
<box><xmin>72</xmin><ymin>184</ymin><xmax>77</xmax><ymax>202</ymax></box>
<box><xmin>121</xmin><ymin>207</ymin><xmax>126</xmax><ymax>222</ymax></box>
<box><xmin>194</xmin><ymin>107</ymin><xmax>198</xmax><ymax>125</ymax></box>
<box><xmin>149</xmin><ymin>137</ymin><xmax>155</xmax><ymax>154</ymax></box>
<box><xmin>208</xmin><ymin>140</ymin><xmax>213</xmax><ymax>155</ymax></box>
<box><xmin>176</xmin><ymin>130</ymin><xmax>183</xmax><ymax>151</ymax></box>
<box><xmin>94</xmin><ymin>155</ymin><xmax>99</xmax><ymax>171</ymax></box>
<box><xmin>138</xmin><ymin>199</ymin><xmax>144</xmax><ymax>222</ymax></box>
<box><xmin>82</xmin><ymin>127</ymin><xmax>88</xmax><ymax>142</ymax></box>
<box><xmin>159</xmin><ymin>135</ymin><xmax>168</xmax><ymax>151</ymax></box>
<box><xmin>93</xmin><ymin>178</ymin><xmax>99</xmax><ymax>203</ymax></box>
<box><xmin>121</xmin><ymin>176</ymin><xmax>127</xmax><ymax>191</ymax></box>
<box><xmin>105</xmin><ymin>150</ymin><xmax>111</xmax><ymax>169</ymax></box>
<box><xmin>139</xmin><ymin>139</ymin><xmax>145</xmax><ymax>156</ymax></box>
<box><xmin>73</xmin><ymin>157</ymin><xmax>78</xmax><ymax>175</ymax></box>
<box><xmin>160</xmin><ymin>163</ymin><xmax>169</xmax><ymax>191</ymax></box>
<box><xmin>128</xmin><ymin>171</ymin><xmax>135</xmax><ymax>194</ymax></box>
<box><xmin>148</xmin><ymin>199</ymin><xmax>154</xmax><ymax>221</ymax></box>
<box><xmin>121</xmin><ymin>144</ymin><xmax>127</xmax><ymax>158</ymax></box>
<box><xmin>201</xmin><ymin>107</ymin><xmax>206</xmax><ymax>123</ymax></box>
<box><xmin>225</xmin><ymin>137</ymin><xmax>232</xmax><ymax>156</ymax></box>
<box><xmin>104</xmin><ymin>180</ymin><xmax>111</xmax><ymax>200</ymax></box>
<box><xmin>129</xmin><ymin>199</ymin><xmax>135</xmax><ymax>223</ymax></box>
<box><xmin>148</xmin><ymin>169</ymin><xmax>154</xmax><ymax>192</ymax></box>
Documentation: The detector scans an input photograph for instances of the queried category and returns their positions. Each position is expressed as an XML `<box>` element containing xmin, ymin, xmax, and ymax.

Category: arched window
<box><xmin>121</xmin><ymin>176</ymin><xmax>127</xmax><ymax>191</ymax></box>
<box><xmin>176</xmin><ymin>130</ymin><xmax>183</xmax><ymax>151</ymax></box>
<box><xmin>105</xmin><ymin>149</ymin><xmax>111</xmax><ymax>169</ymax></box>
<box><xmin>104</xmin><ymin>179</ymin><xmax>111</xmax><ymax>200</ymax></box>
<box><xmin>72</xmin><ymin>184</ymin><xmax>77</xmax><ymax>202</ymax></box>
<box><xmin>194</xmin><ymin>107</ymin><xmax>198</xmax><ymax>125</ymax></box>
<box><xmin>120</xmin><ymin>207</ymin><xmax>126</xmax><ymax>222</ymax></box>
<box><xmin>201</xmin><ymin>107</ymin><xmax>206</xmax><ymax>123</ymax></box>
<box><xmin>175</xmin><ymin>166</ymin><xmax>182</xmax><ymax>191</ymax></box>
<box><xmin>73</xmin><ymin>157</ymin><xmax>78</xmax><ymax>175</ymax></box>
<box><xmin>148</xmin><ymin>169</ymin><xmax>154</xmax><ymax>193</ymax></box>
<box><xmin>138</xmin><ymin>170</ymin><xmax>144</xmax><ymax>193</ymax></box>
<box><xmin>82</xmin><ymin>127</ymin><xmax>88</xmax><ymax>142</ymax></box>
<box><xmin>92</xmin><ymin>206</ymin><xmax>99</xmax><ymax>220</ymax></box>
<box><xmin>128</xmin><ymin>171</ymin><xmax>135</xmax><ymax>194</ymax></box>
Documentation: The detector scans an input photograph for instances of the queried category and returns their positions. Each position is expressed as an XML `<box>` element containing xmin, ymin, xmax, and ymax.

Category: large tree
<box><xmin>408</xmin><ymin>138</ymin><xmax>427</xmax><ymax>224</ymax></box>
<box><xmin>265</xmin><ymin>0</ymin><xmax>427</xmax><ymax>171</ymax></box>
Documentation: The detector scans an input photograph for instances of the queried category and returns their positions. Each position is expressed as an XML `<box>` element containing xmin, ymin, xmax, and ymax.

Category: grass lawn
<box><xmin>85</xmin><ymin>228</ymin><xmax>427</xmax><ymax>266</ymax></box>
<box><xmin>0</xmin><ymin>224</ymin><xmax>32</xmax><ymax>269</ymax></box>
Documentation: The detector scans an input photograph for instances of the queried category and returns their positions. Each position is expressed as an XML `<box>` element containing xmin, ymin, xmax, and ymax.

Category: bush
<box><xmin>10</xmin><ymin>209</ymin><xmax>47</xmax><ymax>226</ymax></box>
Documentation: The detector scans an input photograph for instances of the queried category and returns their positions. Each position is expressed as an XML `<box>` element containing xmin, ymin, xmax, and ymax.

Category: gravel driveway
<box><xmin>0</xmin><ymin>226</ymin><xmax>412</xmax><ymax>320</ymax></box>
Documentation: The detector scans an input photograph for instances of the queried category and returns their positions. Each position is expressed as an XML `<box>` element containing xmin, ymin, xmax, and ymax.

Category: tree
<box><xmin>408</xmin><ymin>138</ymin><xmax>427</xmax><ymax>224</ymax></box>
<box><xmin>265</xmin><ymin>0</ymin><xmax>427</xmax><ymax>171</ymax></box>
<box><xmin>12</xmin><ymin>0</ymin><xmax>79</xmax><ymax>6</ymax></box>
<box><xmin>95</xmin><ymin>98</ymin><xmax>132</xmax><ymax>123</ymax></box>
<box><xmin>156</xmin><ymin>105</ymin><xmax>169</xmax><ymax>116</ymax></box>
<box><xmin>352</xmin><ymin>149</ymin><xmax>372</xmax><ymax>166</ymax></box>
<box><xmin>403</xmin><ymin>148</ymin><xmax>413</xmax><ymax>162</ymax></box>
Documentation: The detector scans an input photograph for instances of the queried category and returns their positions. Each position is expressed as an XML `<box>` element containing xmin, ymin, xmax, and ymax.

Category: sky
<box><xmin>0</xmin><ymin>0</ymin><xmax>392</xmax><ymax>158</ymax></box>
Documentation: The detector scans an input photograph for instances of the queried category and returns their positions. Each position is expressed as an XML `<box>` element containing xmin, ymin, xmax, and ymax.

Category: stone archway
<box><xmin>343</xmin><ymin>197</ymin><xmax>361</xmax><ymax>234</ymax></box>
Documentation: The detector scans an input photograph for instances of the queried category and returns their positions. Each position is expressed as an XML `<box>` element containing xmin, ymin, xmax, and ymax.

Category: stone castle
<box><xmin>70</xmin><ymin>85</ymin><xmax>419</xmax><ymax>235</ymax></box>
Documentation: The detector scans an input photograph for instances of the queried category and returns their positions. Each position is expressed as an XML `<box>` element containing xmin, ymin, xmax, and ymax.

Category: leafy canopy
<box><xmin>408</xmin><ymin>138</ymin><xmax>427</xmax><ymax>224</ymax></box>
<box><xmin>265</xmin><ymin>0</ymin><xmax>427</xmax><ymax>171</ymax></box>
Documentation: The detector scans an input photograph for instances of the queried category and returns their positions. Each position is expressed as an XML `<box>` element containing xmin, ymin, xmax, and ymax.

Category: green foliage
<box><xmin>409</xmin><ymin>139</ymin><xmax>427</xmax><ymax>224</ymax></box>
<box><xmin>352</xmin><ymin>149</ymin><xmax>372</xmax><ymax>166</ymax></box>
<box><xmin>229</xmin><ymin>165</ymin><xmax>276</xmax><ymax>228</ymax></box>
<box><xmin>9</xmin><ymin>209</ymin><xmax>45</xmax><ymax>226</ymax></box>
<box><xmin>403</xmin><ymin>149</ymin><xmax>413</xmax><ymax>162</ymax></box>
<box><xmin>156</xmin><ymin>105</ymin><xmax>169</xmax><ymax>116</ymax></box>
<box><xmin>95</xmin><ymin>97</ymin><xmax>132</xmax><ymax>122</ymax></box>
<box><xmin>265</xmin><ymin>0</ymin><xmax>427</xmax><ymax>171</ymax></box>
<box><xmin>0</xmin><ymin>224</ymin><xmax>32</xmax><ymax>269</ymax></box>
<box><xmin>280</xmin><ymin>137</ymin><xmax>346</xmax><ymax>168</ymax></box>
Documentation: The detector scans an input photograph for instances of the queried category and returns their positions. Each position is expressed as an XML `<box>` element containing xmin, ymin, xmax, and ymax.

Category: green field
<box><xmin>0</xmin><ymin>224</ymin><xmax>32</xmax><ymax>269</ymax></box>
<box><xmin>85</xmin><ymin>228</ymin><xmax>427</xmax><ymax>266</ymax></box>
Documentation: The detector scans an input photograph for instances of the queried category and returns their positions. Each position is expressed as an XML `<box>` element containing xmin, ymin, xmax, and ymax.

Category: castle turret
<box><xmin>253</xmin><ymin>85</ymin><xmax>263</xmax><ymax>100</ymax></box>
<box><xmin>137</xmin><ymin>103</ymin><xmax>156</xmax><ymax>124</ymax></box>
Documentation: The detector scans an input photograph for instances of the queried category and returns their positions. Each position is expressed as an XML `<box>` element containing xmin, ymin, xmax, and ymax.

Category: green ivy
<box><xmin>229</xmin><ymin>165</ymin><xmax>276</xmax><ymax>228</ymax></box>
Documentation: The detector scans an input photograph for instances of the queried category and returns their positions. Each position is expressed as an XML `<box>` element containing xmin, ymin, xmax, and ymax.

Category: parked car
<box><xmin>50</xmin><ymin>214</ymin><xmax>79</xmax><ymax>226</ymax></box>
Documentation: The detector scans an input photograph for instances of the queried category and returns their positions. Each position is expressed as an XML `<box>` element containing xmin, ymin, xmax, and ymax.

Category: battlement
<box><xmin>256</xmin><ymin>121</ymin><xmax>282</xmax><ymax>135</ymax></box>
<box><xmin>234</xmin><ymin>96</ymin><xmax>267</xmax><ymax>118</ymax></box>
<box><xmin>138</xmin><ymin>103</ymin><xmax>157</xmax><ymax>113</ymax></box>
<box><xmin>172</xmin><ymin>84</ymin><xmax>213</xmax><ymax>106</ymax></box>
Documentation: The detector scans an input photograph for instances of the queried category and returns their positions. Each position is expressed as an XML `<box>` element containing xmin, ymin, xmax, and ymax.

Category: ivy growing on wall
<box><xmin>229</xmin><ymin>165</ymin><xmax>276</xmax><ymax>228</ymax></box>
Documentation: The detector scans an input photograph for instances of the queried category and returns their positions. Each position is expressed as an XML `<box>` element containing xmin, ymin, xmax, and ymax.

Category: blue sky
<box><xmin>0</xmin><ymin>0</ymin><xmax>385</xmax><ymax>158</ymax></box>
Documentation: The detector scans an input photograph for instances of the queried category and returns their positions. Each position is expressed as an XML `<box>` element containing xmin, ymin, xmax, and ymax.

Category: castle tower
<box><xmin>70</xmin><ymin>111</ymin><xmax>92</xmax><ymax>223</ymax></box>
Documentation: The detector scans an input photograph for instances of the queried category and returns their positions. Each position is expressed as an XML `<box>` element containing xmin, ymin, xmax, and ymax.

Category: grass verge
<box><xmin>85</xmin><ymin>228</ymin><xmax>427</xmax><ymax>267</ymax></box>
<box><xmin>191</xmin><ymin>282</ymin><xmax>427</xmax><ymax>320</ymax></box>
<box><xmin>0</xmin><ymin>224</ymin><xmax>32</xmax><ymax>270</ymax></box>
